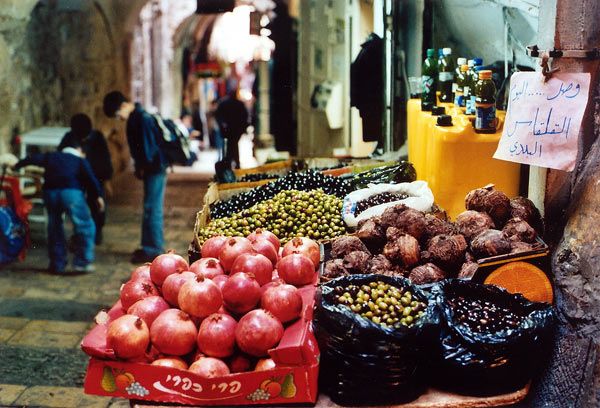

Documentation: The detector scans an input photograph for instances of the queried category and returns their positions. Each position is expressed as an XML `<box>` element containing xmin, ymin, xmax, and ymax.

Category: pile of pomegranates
<box><xmin>107</xmin><ymin>231</ymin><xmax>319</xmax><ymax>379</ymax></box>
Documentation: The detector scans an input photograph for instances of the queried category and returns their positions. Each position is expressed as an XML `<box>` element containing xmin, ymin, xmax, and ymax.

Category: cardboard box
<box><xmin>471</xmin><ymin>237</ymin><xmax>550</xmax><ymax>283</ymax></box>
<box><xmin>82</xmin><ymin>286</ymin><xmax>320</xmax><ymax>406</ymax></box>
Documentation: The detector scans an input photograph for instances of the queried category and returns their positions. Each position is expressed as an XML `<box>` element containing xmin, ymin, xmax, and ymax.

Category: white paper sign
<box><xmin>494</xmin><ymin>72</ymin><xmax>590</xmax><ymax>171</ymax></box>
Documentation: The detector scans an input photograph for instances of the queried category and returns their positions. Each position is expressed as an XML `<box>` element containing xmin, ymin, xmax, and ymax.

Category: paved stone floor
<box><xmin>0</xmin><ymin>171</ymin><xmax>209</xmax><ymax>407</ymax></box>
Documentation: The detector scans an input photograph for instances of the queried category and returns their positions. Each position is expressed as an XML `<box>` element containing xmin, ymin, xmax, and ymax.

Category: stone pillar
<box><xmin>256</xmin><ymin>59</ymin><xmax>274</xmax><ymax>147</ymax></box>
<box><xmin>534</xmin><ymin>0</ymin><xmax>600</xmax><ymax>405</ymax></box>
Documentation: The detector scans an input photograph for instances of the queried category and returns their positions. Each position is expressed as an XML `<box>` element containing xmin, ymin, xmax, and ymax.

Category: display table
<box><xmin>132</xmin><ymin>383</ymin><xmax>530</xmax><ymax>408</ymax></box>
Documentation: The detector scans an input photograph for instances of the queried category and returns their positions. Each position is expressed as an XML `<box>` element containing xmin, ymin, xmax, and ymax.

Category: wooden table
<box><xmin>132</xmin><ymin>383</ymin><xmax>529</xmax><ymax>408</ymax></box>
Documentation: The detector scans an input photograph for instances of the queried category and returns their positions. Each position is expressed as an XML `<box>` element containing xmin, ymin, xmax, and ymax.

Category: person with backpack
<box><xmin>13</xmin><ymin>140</ymin><xmax>104</xmax><ymax>274</ymax></box>
<box><xmin>59</xmin><ymin>113</ymin><xmax>113</xmax><ymax>245</ymax></box>
<box><xmin>103</xmin><ymin>91</ymin><xmax>168</xmax><ymax>263</ymax></box>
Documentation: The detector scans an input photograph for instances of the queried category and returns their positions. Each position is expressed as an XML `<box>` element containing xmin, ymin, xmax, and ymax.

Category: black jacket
<box><xmin>59</xmin><ymin>130</ymin><xmax>113</xmax><ymax>183</ymax></box>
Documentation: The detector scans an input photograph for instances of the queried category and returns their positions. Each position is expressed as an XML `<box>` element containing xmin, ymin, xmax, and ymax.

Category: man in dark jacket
<box><xmin>14</xmin><ymin>141</ymin><xmax>104</xmax><ymax>274</ymax></box>
<box><xmin>59</xmin><ymin>113</ymin><xmax>113</xmax><ymax>244</ymax></box>
<box><xmin>215</xmin><ymin>88</ymin><xmax>248</xmax><ymax>169</ymax></box>
<box><xmin>103</xmin><ymin>91</ymin><xmax>167</xmax><ymax>263</ymax></box>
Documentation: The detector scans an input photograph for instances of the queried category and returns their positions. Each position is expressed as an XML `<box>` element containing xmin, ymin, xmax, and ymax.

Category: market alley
<box><xmin>0</xmin><ymin>171</ymin><xmax>209</xmax><ymax>407</ymax></box>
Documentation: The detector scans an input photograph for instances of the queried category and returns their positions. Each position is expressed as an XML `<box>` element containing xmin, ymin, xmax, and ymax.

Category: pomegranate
<box><xmin>178</xmin><ymin>275</ymin><xmax>223</xmax><ymax>318</ymax></box>
<box><xmin>230</xmin><ymin>253</ymin><xmax>273</xmax><ymax>286</ymax></box>
<box><xmin>219</xmin><ymin>237</ymin><xmax>254</xmax><ymax>272</ymax></box>
<box><xmin>120</xmin><ymin>279</ymin><xmax>159</xmax><ymax>310</ymax></box>
<box><xmin>189</xmin><ymin>258</ymin><xmax>224</xmax><ymax>279</ymax></box>
<box><xmin>162</xmin><ymin>271</ymin><xmax>196</xmax><ymax>307</ymax></box>
<box><xmin>130</xmin><ymin>263</ymin><xmax>151</xmax><ymax>282</ymax></box>
<box><xmin>189</xmin><ymin>357</ymin><xmax>230</xmax><ymax>378</ymax></box>
<box><xmin>248</xmin><ymin>228</ymin><xmax>280</xmax><ymax>251</ymax></box>
<box><xmin>107</xmin><ymin>315</ymin><xmax>150</xmax><ymax>359</ymax></box>
<box><xmin>212</xmin><ymin>274</ymin><xmax>229</xmax><ymax>291</ymax></box>
<box><xmin>249</xmin><ymin>238</ymin><xmax>278</xmax><ymax>267</ymax></box>
<box><xmin>222</xmin><ymin>272</ymin><xmax>261</xmax><ymax>314</ymax></box>
<box><xmin>282</xmin><ymin>237</ymin><xmax>320</xmax><ymax>268</ymax></box>
<box><xmin>255</xmin><ymin>358</ymin><xmax>277</xmax><ymax>372</ymax></box>
<box><xmin>150</xmin><ymin>309</ymin><xmax>197</xmax><ymax>356</ymax></box>
<box><xmin>235</xmin><ymin>309</ymin><xmax>284</xmax><ymax>357</ymax></box>
<box><xmin>152</xmin><ymin>357</ymin><xmax>189</xmax><ymax>370</ymax></box>
<box><xmin>229</xmin><ymin>354</ymin><xmax>252</xmax><ymax>373</ymax></box>
<box><xmin>150</xmin><ymin>251</ymin><xmax>189</xmax><ymax>286</ymax></box>
<box><xmin>260</xmin><ymin>278</ymin><xmax>285</xmax><ymax>295</ymax></box>
<box><xmin>201</xmin><ymin>235</ymin><xmax>228</xmax><ymax>259</ymax></box>
<box><xmin>277</xmin><ymin>254</ymin><xmax>316</xmax><ymax>286</ymax></box>
<box><xmin>261</xmin><ymin>282</ymin><xmax>303</xmax><ymax>323</ymax></box>
<box><xmin>127</xmin><ymin>296</ymin><xmax>170</xmax><ymax>327</ymax></box>
<box><xmin>197</xmin><ymin>313</ymin><xmax>237</xmax><ymax>358</ymax></box>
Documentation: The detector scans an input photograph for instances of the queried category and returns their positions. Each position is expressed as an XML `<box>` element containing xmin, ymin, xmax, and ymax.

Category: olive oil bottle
<box><xmin>474</xmin><ymin>70</ymin><xmax>497</xmax><ymax>133</ymax></box>
<box><xmin>421</xmin><ymin>48</ymin><xmax>437</xmax><ymax>111</ymax></box>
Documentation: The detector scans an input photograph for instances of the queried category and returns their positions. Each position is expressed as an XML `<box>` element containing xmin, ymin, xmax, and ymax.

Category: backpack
<box><xmin>152</xmin><ymin>114</ymin><xmax>195</xmax><ymax>166</ymax></box>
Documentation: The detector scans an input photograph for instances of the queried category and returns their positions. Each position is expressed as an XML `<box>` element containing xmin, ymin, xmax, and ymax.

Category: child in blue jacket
<box><xmin>14</xmin><ymin>140</ymin><xmax>104</xmax><ymax>274</ymax></box>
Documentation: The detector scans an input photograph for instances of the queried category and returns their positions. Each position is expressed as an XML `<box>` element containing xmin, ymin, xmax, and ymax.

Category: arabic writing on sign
<box><xmin>494</xmin><ymin>72</ymin><xmax>590</xmax><ymax>171</ymax></box>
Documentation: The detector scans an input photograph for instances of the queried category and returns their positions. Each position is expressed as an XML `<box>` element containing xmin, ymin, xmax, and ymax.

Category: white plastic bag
<box><xmin>342</xmin><ymin>181</ymin><xmax>434</xmax><ymax>227</ymax></box>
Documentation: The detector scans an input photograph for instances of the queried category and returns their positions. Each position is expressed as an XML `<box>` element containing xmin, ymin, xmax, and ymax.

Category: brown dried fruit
<box><xmin>342</xmin><ymin>251</ymin><xmax>371</xmax><ymax>274</ymax></box>
<box><xmin>323</xmin><ymin>259</ymin><xmax>348</xmax><ymax>279</ymax></box>
<box><xmin>408</xmin><ymin>263</ymin><xmax>447</xmax><ymax>284</ymax></box>
<box><xmin>458</xmin><ymin>262</ymin><xmax>479</xmax><ymax>279</ymax></box>
<box><xmin>426</xmin><ymin>234</ymin><xmax>468</xmax><ymax>272</ymax></box>
<box><xmin>503</xmin><ymin>217</ymin><xmax>537</xmax><ymax>243</ymax></box>
<box><xmin>510</xmin><ymin>241</ymin><xmax>534</xmax><ymax>254</ymax></box>
<box><xmin>455</xmin><ymin>210</ymin><xmax>495</xmax><ymax>242</ymax></box>
<box><xmin>471</xmin><ymin>229</ymin><xmax>511</xmax><ymax>258</ymax></box>
<box><xmin>356</xmin><ymin>217</ymin><xmax>386</xmax><ymax>251</ymax></box>
<box><xmin>380</xmin><ymin>204</ymin><xmax>408</xmax><ymax>228</ymax></box>
<box><xmin>330</xmin><ymin>236</ymin><xmax>370</xmax><ymax>259</ymax></box>
<box><xmin>510</xmin><ymin>196</ymin><xmax>544</xmax><ymax>233</ymax></box>
<box><xmin>383</xmin><ymin>230</ymin><xmax>421</xmax><ymax>268</ymax></box>
<box><xmin>422</xmin><ymin>214</ymin><xmax>455</xmax><ymax>244</ymax></box>
<box><xmin>366</xmin><ymin>254</ymin><xmax>394</xmax><ymax>275</ymax></box>
<box><xmin>381</xmin><ymin>205</ymin><xmax>427</xmax><ymax>240</ymax></box>
<box><xmin>465</xmin><ymin>184</ymin><xmax>511</xmax><ymax>226</ymax></box>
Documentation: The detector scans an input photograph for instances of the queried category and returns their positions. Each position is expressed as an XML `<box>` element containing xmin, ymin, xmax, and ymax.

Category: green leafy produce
<box><xmin>352</xmin><ymin>161</ymin><xmax>417</xmax><ymax>189</ymax></box>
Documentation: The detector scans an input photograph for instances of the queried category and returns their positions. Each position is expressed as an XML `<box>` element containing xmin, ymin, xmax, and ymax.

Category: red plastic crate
<box><xmin>82</xmin><ymin>285</ymin><xmax>319</xmax><ymax>405</ymax></box>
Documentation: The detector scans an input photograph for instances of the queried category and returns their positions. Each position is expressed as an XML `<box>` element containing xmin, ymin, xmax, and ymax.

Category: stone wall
<box><xmin>0</xmin><ymin>0</ymin><xmax>149</xmax><ymax>183</ymax></box>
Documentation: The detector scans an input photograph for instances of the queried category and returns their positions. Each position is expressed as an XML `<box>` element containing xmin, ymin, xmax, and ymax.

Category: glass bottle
<box><xmin>454</xmin><ymin>64</ymin><xmax>469</xmax><ymax>107</ymax></box>
<box><xmin>474</xmin><ymin>70</ymin><xmax>497</xmax><ymax>133</ymax></box>
<box><xmin>421</xmin><ymin>48</ymin><xmax>437</xmax><ymax>111</ymax></box>
<box><xmin>438</xmin><ymin>48</ymin><xmax>454</xmax><ymax>103</ymax></box>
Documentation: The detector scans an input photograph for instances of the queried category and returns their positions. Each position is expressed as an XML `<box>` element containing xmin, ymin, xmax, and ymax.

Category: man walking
<box><xmin>103</xmin><ymin>91</ymin><xmax>167</xmax><ymax>263</ymax></box>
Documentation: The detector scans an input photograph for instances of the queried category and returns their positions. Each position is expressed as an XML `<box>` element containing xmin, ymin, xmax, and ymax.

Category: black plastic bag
<box><xmin>432</xmin><ymin>280</ymin><xmax>555</xmax><ymax>395</ymax></box>
<box><xmin>314</xmin><ymin>274</ymin><xmax>438</xmax><ymax>405</ymax></box>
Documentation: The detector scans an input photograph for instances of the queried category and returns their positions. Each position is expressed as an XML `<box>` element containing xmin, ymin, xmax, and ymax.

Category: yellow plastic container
<box><xmin>407</xmin><ymin>98</ymin><xmax>422</xmax><ymax>176</ymax></box>
<box><xmin>425</xmin><ymin>110</ymin><xmax>519</xmax><ymax>220</ymax></box>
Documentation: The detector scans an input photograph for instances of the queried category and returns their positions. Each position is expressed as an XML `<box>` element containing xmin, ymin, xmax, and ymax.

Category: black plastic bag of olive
<box><xmin>431</xmin><ymin>280</ymin><xmax>555</xmax><ymax>395</ymax></box>
<box><xmin>313</xmin><ymin>274</ymin><xmax>439</xmax><ymax>405</ymax></box>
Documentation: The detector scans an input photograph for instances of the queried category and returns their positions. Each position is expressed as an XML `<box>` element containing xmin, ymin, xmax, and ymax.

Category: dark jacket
<box><xmin>15</xmin><ymin>150</ymin><xmax>102</xmax><ymax>199</ymax></box>
<box><xmin>59</xmin><ymin>130</ymin><xmax>113</xmax><ymax>183</ymax></box>
<box><xmin>350</xmin><ymin>33</ymin><xmax>383</xmax><ymax>143</ymax></box>
<box><xmin>126</xmin><ymin>103</ymin><xmax>167</xmax><ymax>174</ymax></box>
<box><xmin>215</xmin><ymin>96</ymin><xmax>248</xmax><ymax>141</ymax></box>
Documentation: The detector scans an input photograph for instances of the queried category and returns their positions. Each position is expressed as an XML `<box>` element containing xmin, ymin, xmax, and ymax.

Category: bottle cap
<box><xmin>478</xmin><ymin>70</ymin><xmax>493</xmax><ymax>79</ymax></box>
<box><xmin>460</xmin><ymin>64</ymin><xmax>469</xmax><ymax>72</ymax></box>
<box><xmin>473</xmin><ymin>57</ymin><xmax>483</xmax><ymax>65</ymax></box>
<box><xmin>426</xmin><ymin>49</ymin><xmax>436</xmax><ymax>57</ymax></box>
<box><xmin>457</xmin><ymin>57</ymin><xmax>467</xmax><ymax>66</ymax></box>
<box><xmin>432</xmin><ymin>106</ymin><xmax>446</xmax><ymax>116</ymax></box>
<box><xmin>467</xmin><ymin>59</ymin><xmax>474</xmax><ymax>67</ymax></box>
<box><xmin>438</xmin><ymin>49</ymin><xmax>444</xmax><ymax>57</ymax></box>
<box><xmin>437</xmin><ymin>114</ymin><xmax>453</xmax><ymax>126</ymax></box>
<box><xmin>443</xmin><ymin>47</ymin><xmax>452</xmax><ymax>55</ymax></box>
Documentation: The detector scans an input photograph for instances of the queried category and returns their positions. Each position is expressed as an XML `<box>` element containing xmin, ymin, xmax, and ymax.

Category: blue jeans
<box><xmin>44</xmin><ymin>188</ymin><xmax>96</xmax><ymax>271</ymax></box>
<box><xmin>142</xmin><ymin>171</ymin><xmax>166</xmax><ymax>256</ymax></box>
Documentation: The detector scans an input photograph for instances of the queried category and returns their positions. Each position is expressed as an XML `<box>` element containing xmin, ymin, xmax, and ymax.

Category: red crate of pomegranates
<box><xmin>81</xmin><ymin>284</ymin><xmax>319</xmax><ymax>405</ymax></box>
